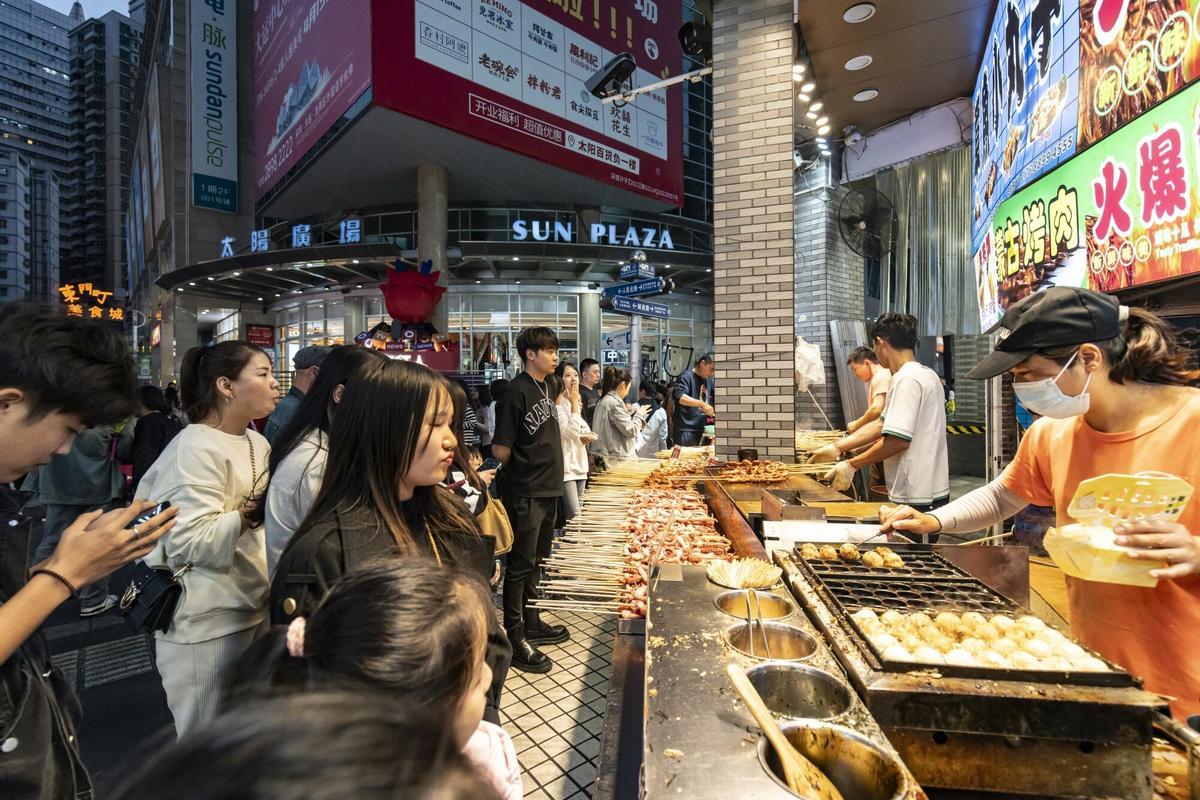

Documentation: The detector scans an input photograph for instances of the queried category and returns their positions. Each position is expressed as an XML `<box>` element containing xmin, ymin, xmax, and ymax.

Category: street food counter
<box><xmin>578</xmin><ymin>457</ymin><xmax>1195</xmax><ymax>800</ymax></box>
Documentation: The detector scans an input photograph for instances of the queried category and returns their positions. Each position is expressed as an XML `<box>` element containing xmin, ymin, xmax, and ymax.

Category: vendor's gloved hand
<box><xmin>1115</xmin><ymin>520</ymin><xmax>1200</xmax><ymax>580</ymax></box>
<box><xmin>824</xmin><ymin>461</ymin><xmax>856</xmax><ymax>492</ymax></box>
<box><xmin>807</xmin><ymin>444</ymin><xmax>840</xmax><ymax>464</ymax></box>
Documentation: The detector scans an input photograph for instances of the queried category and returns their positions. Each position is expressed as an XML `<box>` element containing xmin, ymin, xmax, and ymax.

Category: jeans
<box><xmin>561</xmin><ymin>479</ymin><xmax>586</xmax><ymax>522</ymax></box>
<box><xmin>501</xmin><ymin>495</ymin><xmax>559</xmax><ymax>630</ymax></box>
<box><xmin>675</xmin><ymin>428</ymin><xmax>704</xmax><ymax>447</ymax></box>
<box><xmin>33</xmin><ymin>503</ymin><xmax>110</xmax><ymax>607</ymax></box>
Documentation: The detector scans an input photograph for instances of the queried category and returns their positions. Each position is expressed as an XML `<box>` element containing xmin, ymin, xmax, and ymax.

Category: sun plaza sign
<box><xmin>511</xmin><ymin>219</ymin><xmax>676</xmax><ymax>250</ymax></box>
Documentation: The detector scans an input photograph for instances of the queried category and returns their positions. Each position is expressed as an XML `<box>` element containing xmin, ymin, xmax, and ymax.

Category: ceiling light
<box><xmin>694</xmin><ymin>290</ymin><xmax>700</xmax><ymax>294</ymax></box>
<box><xmin>818</xmin><ymin>124</ymin><xmax>831</xmax><ymax>134</ymax></box>
<box><xmin>356</xmin><ymin>284</ymin><xmax>362</xmax><ymax>289</ymax></box>
<box><xmin>231</xmin><ymin>271</ymin><xmax>240</xmax><ymax>276</ymax></box>
<box><xmin>800</xmin><ymin>81</ymin><xmax>816</xmax><ymax>92</ymax></box>
<box><xmin>706</xmin><ymin>268</ymin><xmax>712</xmax><ymax>273</ymax></box>
<box><xmin>815</xmin><ymin>136</ymin><xmax>828</xmax><ymax>144</ymax></box>
<box><xmin>810</xmin><ymin>101</ymin><xmax>824</xmax><ymax>112</ymax></box>
<box><xmin>201</xmin><ymin>308</ymin><xmax>209</xmax><ymax>313</ymax></box>
<box><xmin>792</xmin><ymin>64</ymin><xmax>805</xmax><ymax>78</ymax></box>
<box><xmin>475</xmin><ymin>279</ymin><xmax>481</xmax><ymax>284</ymax></box>
<box><xmin>176</xmin><ymin>287</ymin><xmax>183</xmax><ymax>292</ymax></box>
<box><xmin>845</xmin><ymin>55</ymin><xmax>873</xmax><ymax>71</ymax></box>
<box><xmin>207</xmin><ymin>276</ymin><xmax>214</xmax><ymax>281</ymax></box>
<box><xmin>797</xmin><ymin>92</ymin><xmax>811</xmax><ymax>102</ymax></box>
<box><xmin>292</xmin><ymin>289</ymin><xmax>302</xmax><ymax>294</ymax></box>
<box><xmin>352</xmin><ymin>259</ymin><xmax>359</xmax><ymax>264</ymax></box>
<box><xmin>512</xmin><ymin>256</ymin><xmax>520</xmax><ymax>261</ymax></box>
<box><xmin>816</xmin><ymin>115</ymin><xmax>829</xmax><ymax>125</ymax></box>
<box><xmin>188</xmin><ymin>281</ymin><xmax>196</xmax><ymax>286</ymax></box>
<box><xmin>274</xmin><ymin>293</ymin><xmax>281</xmax><ymax>297</ymax></box>
<box><xmin>566</xmin><ymin>257</ymin><xmax>574</xmax><ymax>263</ymax></box>
<box><xmin>266</xmin><ymin>267</ymin><xmax>274</xmax><ymax>271</ymax></box>
<box><xmin>843</xmin><ymin>3</ymin><xmax>876</xmax><ymax>23</ymax></box>
<box><xmin>806</xmin><ymin>109</ymin><xmax>818</xmax><ymax>120</ymax></box>
<box><xmin>515</xmin><ymin>279</ymin><xmax>521</xmax><ymax>284</ymax></box>
<box><xmin>257</xmin><ymin>297</ymin><xmax>263</xmax><ymax>301</ymax></box>
<box><xmin>853</xmin><ymin>88</ymin><xmax>879</xmax><ymax>102</ymax></box>
<box><xmin>663</xmin><ymin>264</ymin><xmax>670</xmax><ymax>268</ymax></box>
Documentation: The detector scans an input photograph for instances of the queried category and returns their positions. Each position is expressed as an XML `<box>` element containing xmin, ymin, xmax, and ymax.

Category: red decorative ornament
<box><xmin>381</xmin><ymin>262</ymin><xmax>445</xmax><ymax>323</ymax></box>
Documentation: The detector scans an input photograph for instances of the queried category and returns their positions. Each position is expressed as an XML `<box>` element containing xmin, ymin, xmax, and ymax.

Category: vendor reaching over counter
<box><xmin>881</xmin><ymin>287</ymin><xmax>1200</xmax><ymax>720</ymax></box>
<box><xmin>808</xmin><ymin>314</ymin><xmax>949</xmax><ymax>532</ymax></box>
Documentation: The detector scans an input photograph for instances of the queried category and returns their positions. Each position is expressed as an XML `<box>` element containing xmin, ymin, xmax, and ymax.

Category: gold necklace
<box><xmin>426</xmin><ymin>526</ymin><xmax>443</xmax><ymax>567</ymax></box>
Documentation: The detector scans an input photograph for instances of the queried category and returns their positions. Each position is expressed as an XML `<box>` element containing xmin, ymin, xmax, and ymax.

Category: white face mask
<box><xmin>1011</xmin><ymin>350</ymin><xmax>1092</xmax><ymax>419</ymax></box>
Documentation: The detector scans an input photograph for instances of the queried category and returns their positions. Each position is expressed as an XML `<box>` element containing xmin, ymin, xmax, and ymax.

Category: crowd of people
<box><xmin>0</xmin><ymin>301</ymin><xmax>720</xmax><ymax>799</ymax></box>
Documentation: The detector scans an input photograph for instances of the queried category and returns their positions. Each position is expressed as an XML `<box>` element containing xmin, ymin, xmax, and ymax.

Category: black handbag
<box><xmin>119</xmin><ymin>561</ymin><xmax>192</xmax><ymax>633</ymax></box>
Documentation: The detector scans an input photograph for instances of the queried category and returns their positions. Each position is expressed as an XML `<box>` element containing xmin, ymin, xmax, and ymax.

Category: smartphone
<box><xmin>480</xmin><ymin>457</ymin><xmax>503</xmax><ymax>472</ymax></box>
<box><xmin>127</xmin><ymin>501</ymin><xmax>171</xmax><ymax>529</ymax></box>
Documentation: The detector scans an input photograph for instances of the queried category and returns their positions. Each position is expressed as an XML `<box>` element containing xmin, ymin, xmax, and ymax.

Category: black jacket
<box><xmin>0</xmin><ymin>488</ymin><xmax>91</xmax><ymax>800</ymax></box>
<box><xmin>130</xmin><ymin>412</ymin><xmax>182</xmax><ymax>497</ymax></box>
<box><xmin>269</xmin><ymin>505</ymin><xmax>511</xmax><ymax>719</ymax></box>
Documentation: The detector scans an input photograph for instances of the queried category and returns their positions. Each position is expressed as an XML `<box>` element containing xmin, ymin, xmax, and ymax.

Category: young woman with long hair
<box><xmin>881</xmin><ymin>287</ymin><xmax>1200</xmax><ymax>719</ymax></box>
<box><xmin>552</xmin><ymin>363</ymin><xmax>595</xmax><ymax>522</ymax></box>
<box><xmin>270</xmin><ymin>358</ymin><xmax>511</xmax><ymax>721</ymax></box>
<box><xmin>225</xmin><ymin>561</ymin><xmax>521</xmax><ymax>799</ymax></box>
<box><xmin>130</xmin><ymin>385</ymin><xmax>182</xmax><ymax>497</ymax></box>
<box><xmin>137</xmin><ymin>341</ymin><xmax>279</xmax><ymax>734</ymax></box>
<box><xmin>259</xmin><ymin>346</ymin><xmax>385</xmax><ymax>575</ymax></box>
<box><xmin>589</xmin><ymin>366</ymin><xmax>649</xmax><ymax>461</ymax></box>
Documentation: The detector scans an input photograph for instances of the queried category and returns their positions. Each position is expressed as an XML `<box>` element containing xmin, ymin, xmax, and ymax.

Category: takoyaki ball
<box><xmin>869</xmin><ymin>633</ymin><xmax>899</xmax><ymax>650</ymax></box>
<box><xmin>978</xmin><ymin>651</ymin><xmax>1009</xmax><ymax>669</ymax></box>
<box><xmin>862</xmin><ymin>551</ymin><xmax>885</xmax><ymax>568</ymax></box>
<box><xmin>880</xmin><ymin>610</ymin><xmax>904</xmax><ymax>626</ymax></box>
<box><xmin>917</xmin><ymin>624</ymin><xmax>944</xmax><ymax>643</ymax></box>
<box><xmin>799</xmin><ymin>543</ymin><xmax>820</xmax><ymax>560</ymax></box>
<box><xmin>1022</xmin><ymin>639</ymin><xmax>1052</xmax><ymax>659</ymax></box>
<box><xmin>907</xmin><ymin>612</ymin><xmax>933</xmax><ymax>628</ymax></box>
<box><xmin>960</xmin><ymin>637</ymin><xmax>987</xmax><ymax>655</ymax></box>
<box><xmin>901</xmin><ymin>635</ymin><xmax>925</xmax><ymax>654</ymax></box>
<box><xmin>874</xmin><ymin>546</ymin><xmax>896</xmax><ymax>558</ymax></box>
<box><xmin>882</xmin><ymin>554</ymin><xmax>906</xmax><ymax>569</ymax></box>
<box><xmin>1007</xmin><ymin>651</ymin><xmax>1039</xmax><ymax>669</ymax></box>
<box><xmin>1074</xmin><ymin>656</ymin><xmax>1109</xmax><ymax>672</ymax></box>
<box><xmin>960</xmin><ymin>611</ymin><xmax>987</xmax><ymax>630</ymax></box>
<box><xmin>973</xmin><ymin>622</ymin><xmax>1001</xmax><ymax>642</ymax></box>
<box><xmin>931</xmin><ymin>636</ymin><xmax>958</xmax><ymax>655</ymax></box>
<box><xmin>990</xmin><ymin>638</ymin><xmax>1018</xmax><ymax>656</ymax></box>
<box><xmin>934</xmin><ymin>612</ymin><xmax>961</xmax><ymax>634</ymax></box>
<box><xmin>839</xmin><ymin>543</ymin><xmax>861</xmax><ymax>561</ymax></box>
<box><xmin>1052</xmin><ymin>641</ymin><xmax>1087</xmax><ymax>660</ymax></box>
<box><xmin>1042</xmin><ymin>656</ymin><xmax>1073</xmax><ymax>671</ymax></box>
<box><xmin>913</xmin><ymin>646</ymin><xmax>945</xmax><ymax>664</ymax></box>
<box><xmin>989</xmin><ymin>615</ymin><xmax>1016</xmax><ymax>632</ymax></box>
<box><xmin>1016</xmin><ymin>615</ymin><xmax>1047</xmax><ymax>634</ymax></box>
<box><xmin>818</xmin><ymin>545</ymin><xmax>839</xmax><ymax>561</ymax></box>
<box><xmin>852</xmin><ymin>608</ymin><xmax>879</xmax><ymax>623</ymax></box>
<box><xmin>859</xmin><ymin>619</ymin><xmax>885</xmax><ymax>636</ymax></box>
<box><xmin>945</xmin><ymin>649</ymin><xmax>978</xmax><ymax>667</ymax></box>
<box><xmin>882</xmin><ymin>644</ymin><xmax>914</xmax><ymax>662</ymax></box>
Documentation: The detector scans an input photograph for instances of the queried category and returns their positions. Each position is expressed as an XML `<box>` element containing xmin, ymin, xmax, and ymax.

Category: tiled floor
<box><xmin>499</xmin><ymin>611</ymin><xmax>617</xmax><ymax>800</ymax></box>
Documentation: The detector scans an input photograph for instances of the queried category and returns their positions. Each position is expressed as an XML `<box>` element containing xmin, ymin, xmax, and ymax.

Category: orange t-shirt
<box><xmin>1001</xmin><ymin>390</ymin><xmax>1200</xmax><ymax>719</ymax></box>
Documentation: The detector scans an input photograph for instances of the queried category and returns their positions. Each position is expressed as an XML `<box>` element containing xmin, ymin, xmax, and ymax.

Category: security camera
<box><xmin>586</xmin><ymin>53</ymin><xmax>637</xmax><ymax>100</ymax></box>
<box><xmin>844</xmin><ymin>125</ymin><xmax>864</xmax><ymax>146</ymax></box>
<box><xmin>678</xmin><ymin>21</ymin><xmax>712</xmax><ymax>60</ymax></box>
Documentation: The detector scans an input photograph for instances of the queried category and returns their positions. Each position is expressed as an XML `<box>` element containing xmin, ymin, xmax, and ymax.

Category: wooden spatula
<box><xmin>725</xmin><ymin>663</ymin><xmax>845</xmax><ymax>800</ymax></box>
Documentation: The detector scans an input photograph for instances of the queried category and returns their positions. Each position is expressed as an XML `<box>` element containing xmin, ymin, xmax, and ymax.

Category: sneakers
<box><xmin>80</xmin><ymin>594</ymin><xmax>118</xmax><ymax>618</ymax></box>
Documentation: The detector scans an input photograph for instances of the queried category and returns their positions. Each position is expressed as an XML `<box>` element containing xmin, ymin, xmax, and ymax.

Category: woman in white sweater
<box><xmin>590</xmin><ymin>367</ymin><xmax>649</xmax><ymax>462</ymax></box>
<box><xmin>137</xmin><ymin>341</ymin><xmax>279</xmax><ymax>734</ymax></box>
<box><xmin>258</xmin><ymin>345</ymin><xmax>385</xmax><ymax>576</ymax></box>
<box><xmin>552</xmin><ymin>364</ymin><xmax>596</xmax><ymax>521</ymax></box>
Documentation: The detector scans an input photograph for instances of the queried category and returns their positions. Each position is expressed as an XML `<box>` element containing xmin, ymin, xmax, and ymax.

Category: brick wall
<box><xmin>951</xmin><ymin>334</ymin><xmax>990</xmax><ymax>422</ymax></box>
<box><xmin>794</xmin><ymin>166</ymin><xmax>866</xmax><ymax>431</ymax></box>
<box><xmin>711</xmin><ymin>0</ymin><xmax>795</xmax><ymax>460</ymax></box>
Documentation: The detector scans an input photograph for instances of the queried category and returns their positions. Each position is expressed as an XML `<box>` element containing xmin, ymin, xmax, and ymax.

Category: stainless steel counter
<box><xmin>642</xmin><ymin>565</ymin><xmax>925</xmax><ymax>800</ymax></box>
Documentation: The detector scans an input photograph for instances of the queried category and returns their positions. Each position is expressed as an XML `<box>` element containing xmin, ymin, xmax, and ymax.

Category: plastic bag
<box><xmin>794</xmin><ymin>336</ymin><xmax>825</xmax><ymax>392</ymax></box>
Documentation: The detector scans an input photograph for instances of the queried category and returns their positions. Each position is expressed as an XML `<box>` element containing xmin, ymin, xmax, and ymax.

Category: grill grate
<box><xmin>800</xmin><ymin>546</ymin><xmax>972</xmax><ymax>582</ymax></box>
<box><xmin>819</xmin><ymin>576</ymin><xmax>1012</xmax><ymax>613</ymax></box>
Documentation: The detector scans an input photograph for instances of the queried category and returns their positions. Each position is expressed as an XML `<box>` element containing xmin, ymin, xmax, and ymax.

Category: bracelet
<box><xmin>30</xmin><ymin>568</ymin><xmax>77</xmax><ymax>598</ymax></box>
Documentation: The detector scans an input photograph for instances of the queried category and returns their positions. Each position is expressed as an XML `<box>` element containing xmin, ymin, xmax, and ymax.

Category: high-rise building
<box><xmin>63</xmin><ymin>10</ymin><xmax>142</xmax><ymax>290</ymax></box>
<box><xmin>0</xmin><ymin>0</ymin><xmax>74</xmax><ymax>300</ymax></box>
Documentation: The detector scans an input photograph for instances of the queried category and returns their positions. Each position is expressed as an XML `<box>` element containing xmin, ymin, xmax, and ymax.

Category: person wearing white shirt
<box><xmin>590</xmin><ymin>367</ymin><xmax>649</xmax><ymax>461</ymax></box>
<box><xmin>807</xmin><ymin>314</ymin><xmax>948</xmax><ymax>538</ymax></box>
<box><xmin>552</xmin><ymin>363</ymin><xmax>597</xmax><ymax>520</ymax></box>
<box><xmin>260</xmin><ymin>346</ymin><xmax>385</xmax><ymax>576</ymax></box>
<box><xmin>635</xmin><ymin>382</ymin><xmax>669</xmax><ymax>459</ymax></box>
<box><xmin>845</xmin><ymin>347</ymin><xmax>891</xmax><ymax>434</ymax></box>
<box><xmin>138</xmin><ymin>341</ymin><xmax>279</xmax><ymax>735</ymax></box>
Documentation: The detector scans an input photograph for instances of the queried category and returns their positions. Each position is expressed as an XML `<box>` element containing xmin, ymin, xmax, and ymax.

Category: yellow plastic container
<box><xmin>1043</xmin><ymin>472</ymin><xmax>1192</xmax><ymax>588</ymax></box>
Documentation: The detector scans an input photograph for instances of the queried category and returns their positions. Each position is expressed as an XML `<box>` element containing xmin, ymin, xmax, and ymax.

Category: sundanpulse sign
<box><xmin>510</xmin><ymin>219</ymin><xmax>675</xmax><ymax>249</ymax></box>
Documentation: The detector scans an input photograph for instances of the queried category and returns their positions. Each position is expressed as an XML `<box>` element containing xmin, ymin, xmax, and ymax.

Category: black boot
<box><xmin>507</xmin><ymin>624</ymin><xmax>552</xmax><ymax>673</ymax></box>
<box><xmin>525</xmin><ymin>607</ymin><xmax>570</xmax><ymax>645</ymax></box>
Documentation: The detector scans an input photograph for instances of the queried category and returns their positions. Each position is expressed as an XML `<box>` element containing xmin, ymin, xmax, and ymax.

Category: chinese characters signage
<box><xmin>971</xmin><ymin>0</ymin><xmax>1081</xmax><ymax>255</ymax></box>
<box><xmin>253</xmin><ymin>0</ymin><xmax>373</xmax><ymax>198</ymax></box>
<box><xmin>246</xmin><ymin>324</ymin><xmax>275</xmax><ymax>348</ymax></box>
<box><xmin>59</xmin><ymin>283</ymin><xmax>130</xmax><ymax>322</ymax></box>
<box><xmin>1077</xmin><ymin>0</ymin><xmax>1200</xmax><ymax>147</ymax></box>
<box><xmin>377</xmin><ymin>0</ymin><xmax>684</xmax><ymax>206</ymax></box>
<box><xmin>192</xmin><ymin>0</ymin><xmax>239</xmax><ymax>212</ymax></box>
<box><xmin>218</xmin><ymin>218</ymin><xmax>363</xmax><ymax>257</ymax></box>
<box><xmin>979</xmin><ymin>81</ymin><xmax>1200</xmax><ymax>328</ymax></box>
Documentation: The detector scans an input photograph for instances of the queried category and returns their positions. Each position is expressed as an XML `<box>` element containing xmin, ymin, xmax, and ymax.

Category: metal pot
<box><xmin>714</xmin><ymin>590</ymin><xmax>794</xmax><ymax>621</ymax></box>
<box><xmin>722</xmin><ymin>622</ymin><xmax>817</xmax><ymax>661</ymax></box>
<box><xmin>744</xmin><ymin>663</ymin><xmax>852</xmax><ymax>720</ymax></box>
<box><xmin>758</xmin><ymin>720</ymin><xmax>910</xmax><ymax>800</ymax></box>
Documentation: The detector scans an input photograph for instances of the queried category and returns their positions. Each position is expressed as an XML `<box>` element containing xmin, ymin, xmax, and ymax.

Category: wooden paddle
<box><xmin>725</xmin><ymin>664</ymin><xmax>845</xmax><ymax>800</ymax></box>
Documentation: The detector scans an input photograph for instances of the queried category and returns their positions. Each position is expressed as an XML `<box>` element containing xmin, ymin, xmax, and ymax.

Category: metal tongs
<box><xmin>743</xmin><ymin>589</ymin><xmax>772</xmax><ymax>659</ymax></box>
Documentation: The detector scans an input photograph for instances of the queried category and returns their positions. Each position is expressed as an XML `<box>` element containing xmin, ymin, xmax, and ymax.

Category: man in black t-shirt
<box><xmin>671</xmin><ymin>354</ymin><xmax>715</xmax><ymax>446</ymax></box>
<box><xmin>492</xmin><ymin>327</ymin><xmax>568</xmax><ymax>672</ymax></box>
<box><xmin>578</xmin><ymin>358</ymin><xmax>601</xmax><ymax>425</ymax></box>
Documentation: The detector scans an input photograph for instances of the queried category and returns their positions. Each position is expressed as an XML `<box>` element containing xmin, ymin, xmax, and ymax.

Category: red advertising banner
<box><xmin>253</xmin><ymin>0</ymin><xmax>374</xmax><ymax>198</ymax></box>
<box><xmin>372</xmin><ymin>0</ymin><xmax>684</xmax><ymax>207</ymax></box>
<box><xmin>246</xmin><ymin>324</ymin><xmax>276</xmax><ymax>348</ymax></box>
<box><xmin>1077</xmin><ymin>0</ymin><xmax>1200</xmax><ymax>147</ymax></box>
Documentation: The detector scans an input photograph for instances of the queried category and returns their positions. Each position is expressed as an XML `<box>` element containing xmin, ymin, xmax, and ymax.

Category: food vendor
<box><xmin>808</xmin><ymin>313</ymin><xmax>949</xmax><ymax>537</ymax></box>
<box><xmin>881</xmin><ymin>287</ymin><xmax>1200</xmax><ymax>719</ymax></box>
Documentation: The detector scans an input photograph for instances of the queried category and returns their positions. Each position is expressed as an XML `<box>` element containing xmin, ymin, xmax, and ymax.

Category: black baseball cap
<box><xmin>967</xmin><ymin>287</ymin><xmax>1122</xmax><ymax>380</ymax></box>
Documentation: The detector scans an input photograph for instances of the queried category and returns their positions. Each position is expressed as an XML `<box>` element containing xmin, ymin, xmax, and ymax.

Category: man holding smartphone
<box><xmin>0</xmin><ymin>304</ymin><xmax>178</xmax><ymax>798</ymax></box>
